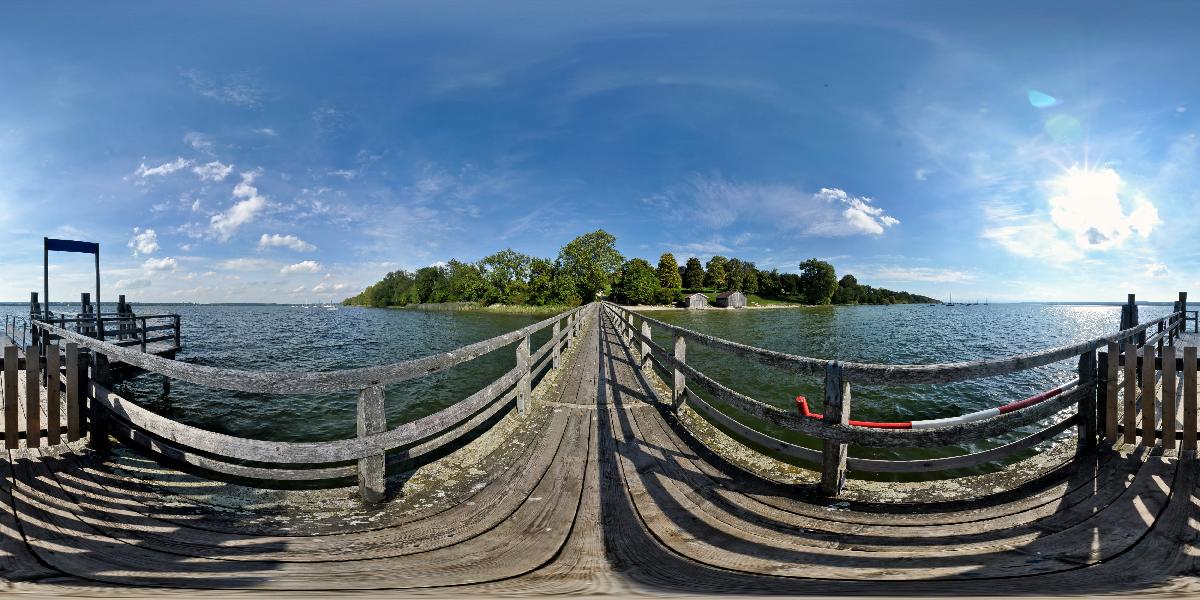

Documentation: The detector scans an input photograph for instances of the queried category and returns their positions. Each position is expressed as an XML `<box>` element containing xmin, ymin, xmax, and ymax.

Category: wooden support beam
<box><xmin>4</xmin><ymin>345</ymin><xmax>17</xmax><ymax>449</ymax></box>
<box><xmin>552</xmin><ymin>322</ymin><xmax>561</xmax><ymax>370</ymax></box>
<box><xmin>1162</xmin><ymin>345</ymin><xmax>1177</xmax><ymax>451</ymax></box>
<box><xmin>1077</xmin><ymin>351</ymin><xmax>1096</xmax><ymax>450</ymax></box>
<box><xmin>1105</xmin><ymin>343</ymin><xmax>1119</xmax><ymax>441</ymax></box>
<box><xmin>1123</xmin><ymin>343</ymin><xmax>1137</xmax><ymax>445</ymax></box>
<box><xmin>1141</xmin><ymin>343</ymin><xmax>1157</xmax><ymax>447</ymax></box>
<box><xmin>672</xmin><ymin>333</ymin><xmax>686</xmax><ymax>410</ymax></box>
<box><xmin>517</xmin><ymin>334</ymin><xmax>531</xmax><ymax>414</ymax></box>
<box><xmin>46</xmin><ymin>343</ymin><xmax>60</xmax><ymax>445</ymax></box>
<box><xmin>357</xmin><ymin>385</ymin><xmax>387</xmax><ymax>504</ymax></box>
<box><xmin>820</xmin><ymin>361</ymin><xmax>850</xmax><ymax>496</ymax></box>
<box><xmin>640</xmin><ymin>319</ymin><xmax>651</xmax><ymax>370</ymax></box>
<box><xmin>25</xmin><ymin>345</ymin><xmax>40</xmax><ymax>448</ymax></box>
<box><xmin>66</xmin><ymin>343</ymin><xmax>81</xmax><ymax>442</ymax></box>
<box><xmin>1185</xmin><ymin>346</ymin><xmax>1198</xmax><ymax>452</ymax></box>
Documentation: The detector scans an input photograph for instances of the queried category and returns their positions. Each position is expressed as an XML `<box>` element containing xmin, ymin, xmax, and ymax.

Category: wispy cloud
<box><xmin>134</xmin><ymin>157</ymin><xmax>190</xmax><ymax>178</ymax></box>
<box><xmin>181</xmin><ymin>68</ymin><xmax>263</xmax><ymax>107</ymax></box>
<box><xmin>649</xmin><ymin>175</ymin><xmax>899</xmax><ymax>236</ymax></box>
<box><xmin>867</xmin><ymin>266</ymin><xmax>975</xmax><ymax>283</ymax></box>
<box><xmin>216</xmin><ymin>257</ymin><xmax>276</xmax><ymax>271</ymax></box>
<box><xmin>142</xmin><ymin>256</ymin><xmax>177</xmax><ymax>271</ymax></box>
<box><xmin>184</xmin><ymin>131</ymin><xmax>215</xmax><ymax>154</ymax></box>
<box><xmin>282</xmin><ymin>260</ymin><xmax>322</xmax><ymax>274</ymax></box>
<box><xmin>259</xmin><ymin>233</ymin><xmax>315</xmax><ymax>252</ymax></box>
<box><xmin>193</xmin><ymin>161</ymin><xmax>233</xmax><ymax>182</ymax></box>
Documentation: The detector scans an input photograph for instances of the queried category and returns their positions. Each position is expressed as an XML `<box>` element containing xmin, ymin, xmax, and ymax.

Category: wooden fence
<box><xmin>602</xmin><ymin>298</ymin><xmax>1192</xmax><ymax>496</ymax></box>
<box><xmin>12</xmin><ymin>303</ymin><xmax>593</xmax><ymax>503</ymax></box>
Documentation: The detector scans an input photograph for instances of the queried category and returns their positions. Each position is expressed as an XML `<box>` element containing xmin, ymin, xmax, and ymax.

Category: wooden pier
<box><xmin>1</xmin><ymin>294</ymin><xmax>1200</xmax><ymax>595</ymax></box>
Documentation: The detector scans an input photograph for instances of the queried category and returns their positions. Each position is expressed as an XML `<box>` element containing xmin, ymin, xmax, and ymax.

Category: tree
<box><xmin>557</xmin><ymin>230</ymin><xmax>623</xmax><ymax>301</ymax></box>
<box><xmin>526</xmin><ymin>258</ymin><xmax>557</xmax><ymax>306</ymax></box>
<box><xmin>656</xmin><ymin>253</ymin><xmax>683</xmax><ymax>291</ymax></box>
<box><xmin>704</xmin><ymin>255</ymin><xmax>728</xmax><ymax>290</ymax></box>
<box><xmin>682</xmin><ymin>257</ymin><xmax>705</xmax><ymax>290</ymax></box>
<box><xmin>445</xmin><ymin>259</ymin><xmax>488</xmax><ymax>302</ymax></box>
<box><xmin>613</xmin><ymin>258</ymin><xmax>659</xmax><ymax>305</ymax></box>
<box><xmin>798</xmin><ymin>258</ymin><xmax>839</xmax><ymax>305</ymax></box>
<box><xmin>480</xmin><ymin>249</ymin><xmax>532</xmax><ymax>305</ymax></box>
<box><xmin>833</xmin><ymin>274</ymin><xmax>860</xmax><ymax>304</ymax></box>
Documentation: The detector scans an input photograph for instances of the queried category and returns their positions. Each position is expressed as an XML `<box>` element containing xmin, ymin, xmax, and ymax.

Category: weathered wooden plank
<box><xmin>640</xmin><ymin>319</ymin><xmax>650</xmax><ymax>371</ymax></box>
<box><xmin>683</xmin><ymin>388</ymin><xmax>823</xmax><ymax>464</ymax></box>
<box><xmin>552</xmin><ymin>322</ymin><xmax>561</xmax><ymax>370</ymax></box>
<box><xmin>35</xmin><ymin>304</ymin><xmax>586</xmax><ymax>394</ymax></box>
<box><xmin>1141</xmin><ymin>343</ymin><xmax>1156</xmax><ymax>447</ymax></box>
<box><xmin>90</xmin><ymin>364</ymin><xmax>525</xmax><ymax>464</ymax></box>
<box><xmin>819</xmin><ymin>362</ymin><xmax>849</xmax><ymax>496</ymax></box>
<box><xmin>357</xmin><ymin>385</ymin><xmax>387</xmax><ymax>503</ymax></box>
<box><xmin>1077</xmin><ymin>351</ymin><xmax>1096</xmax><ymax>449</ymax></box>
<box><xmin>24</xmin><ymin>345</ymin><xmax>40</xmax><ymax>448</ymax></box>
<box><xmin>1123</xmin><ymin>343</ymin><xmax>1137</xmax><ymax>445</ymax></box>
<box><xmin>1186</xmin><ymin>346</ymin><xmax>1198</xmax><ymax>452</ymax></box>
<box><xmin>610</xmin><ymin>302</ymin><xmax>1169</xmax><ymax>385</ymax></box>
<box><xmin>1105</xmin><ymin>343</ymin><xmax>1119</xmax><ymax>441</ymax></box>
<box><xmin>1162</xmin><ymin>345</ymin><xmax>1177</xmax><ymax>451</ymax></box>
<box><xmin>517</xmin><ymin>335</ymin><xmax>531</xmax><ymax>414</ymax></box>
<box><xmin>4</xmin><ymin>345</ymin><xmax>17</xmax><ymax>449</ymax></box>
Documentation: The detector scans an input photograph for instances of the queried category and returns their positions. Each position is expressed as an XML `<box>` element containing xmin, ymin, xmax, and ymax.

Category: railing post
<box><xmin>140</xmin><ymin>317</ymin><xmax>147</xmax><ymax>353</ymax></box>
<box><xmin>1077</xmin><ymin>350</ymin><xmax>1097</xmax><ymax>450</ymax></box>
<box><xmin>45</xmin><ymin>343</ymin><xmax>60</xmax><ymax>445</ymax></box>
<box><xmin>357</xmin><ymin>385</ymin><xmax>386</xmax><ymax>504</ymax></box>
<box><xmin>66</xmin><ymin>342</ymin><xmax>82</xmax><ymax>442</ymax></box>
<box><xmin>552</xmin><ymin>321</ymin><xmax>561</xmax><ymax>370</ymax></box>
<box><xmin>1122</xmin><ymin>341</ymin><xmax>1137</xmax><ymax>445</ymax></box>
<box><xmin>672</xmin><ymin>333</ymin><xmax>686</xmax><ymax>410</ymax></box>
<box><xmin>1184</xmin><ymin>346</ymin><xmax>1198</xmax><ymax>452</ymax></box>
<box><xmin>640</xmin><ymin>319</ymin><xmax>651</xmax><ymax>370</ymax></box>
<box><xmin>517</xmin><ymin>334</ymin><xmax>531</xmax><ymax>414</ymax></box>
<box><xmin>1156</xmin><ymin>320</ymin><xmax>1164</xmax><ymax>355</ymax></box>
<box><xmin>174</xmin><ymin>315</ymin><xmax>181</xmax><ymax>349</ymax></box>
<box><xmin>820</xmin><ymin>361</ymin><xmax>850</xmax><ymax>496</ymax></box>
<box><xmin>566</xmin><ymin>313</ymin><xmax>574</xmax><ymax>349</ymax></box>
<box><xmin>4</xmin><ymin>345</ymin><xmax>17</xmax><ymax>449</ymax></box>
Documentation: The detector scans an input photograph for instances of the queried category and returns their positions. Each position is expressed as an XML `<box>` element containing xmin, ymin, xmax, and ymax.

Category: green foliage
<box><xmin>656</xmin><ymin>253</ymin><xmax>683</xmax><ymax>290</ymax></box>
<box><xmin>480</xmin><ymin>249</ymin><xmax>532</xmax><ymax>305</ymax></box>
<box><xmin>703</xmin><ymin>255</ymin><xmax>728</xmax><ymax>290</ymax></box>
<box><xmin>682</xmin><ymin>257</ymin><xmax>705</xmax><ymax>290</ymax></box>
<box><xmin>613</xmin><ymin>258</ymin><xmax>660</xmax><ymax>305</ymax></box>
<box><xmin>798</xmin><ymin>258</ymin><xmax>839</xmax><ymax>305</ymax></box>
<box><xmin>558</xmin><ymin>229</ymin><xmax>623</xmax><ymax>301</ymax></box>
<box><xmin>446</xmin><ymin>259</ymin><xmax>488</xmax><ymax>301</ymax></box>
<box><xmin>725</xmin><ymin>258</ymin><xmax>758</xmax><ymax>294</ymax></box>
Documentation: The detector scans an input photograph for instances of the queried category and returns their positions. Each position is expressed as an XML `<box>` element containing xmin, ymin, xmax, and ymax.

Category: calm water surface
<box><xmin>1</xmin><ymin>302</ymin><xmax>1173</xmax><ymax>465</ymax></box>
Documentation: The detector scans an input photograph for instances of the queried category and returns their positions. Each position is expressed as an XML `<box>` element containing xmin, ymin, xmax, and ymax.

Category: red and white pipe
<box><xmin>795</xmin><ymin>378</ymin><xmax>1080</xmax><ymax>430</ymax></box>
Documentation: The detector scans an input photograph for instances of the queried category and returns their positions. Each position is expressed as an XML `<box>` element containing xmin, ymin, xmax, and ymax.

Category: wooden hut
<box><xmin>715</xmin><ymin>291</ymin><xmax>747</xmax><ymax>308</ymax></box>
<box><xmin>684</xmin><ymin>292</ymin><xmax>708</xmax><ymax>309</ymax></box>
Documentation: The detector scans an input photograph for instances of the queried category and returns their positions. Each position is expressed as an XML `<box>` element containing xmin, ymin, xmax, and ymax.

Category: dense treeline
<box><xmin>344</xmin><ymin>230</ymin><xmax>939</xmax><ymax>308</ymax></box>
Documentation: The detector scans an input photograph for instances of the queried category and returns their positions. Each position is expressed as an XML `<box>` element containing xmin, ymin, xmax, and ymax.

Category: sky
<box><xmin>1</xmin><ymin>1</ymin><xmax>1198</xmax><ymax>303</ymax></box>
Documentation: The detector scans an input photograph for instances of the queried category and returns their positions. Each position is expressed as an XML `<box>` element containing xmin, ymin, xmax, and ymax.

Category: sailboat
<box><xmin>945</xmin><ymin>292</ymin><xmax>956</xmax><ymax>307</ymax></box>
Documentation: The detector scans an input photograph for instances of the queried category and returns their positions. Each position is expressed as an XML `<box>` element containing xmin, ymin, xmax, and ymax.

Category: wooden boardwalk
<box><xmin>3</xmin><ymin>309</ymin><xmax>1200</xmax><ymax>596</ymax></box>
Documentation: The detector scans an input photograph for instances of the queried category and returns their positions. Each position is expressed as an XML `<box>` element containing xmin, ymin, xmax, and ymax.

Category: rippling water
<box><xmin>0</xmin><ymin>302</ymin><xmax>1174</xmax><ymax>464</ymax></box>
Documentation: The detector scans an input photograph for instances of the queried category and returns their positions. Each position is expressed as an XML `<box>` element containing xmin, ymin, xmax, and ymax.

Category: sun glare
<box><xmin>1047</xmin><ymin>166</ymin><xmax>1158</xmax><ymax>251</ymax></box>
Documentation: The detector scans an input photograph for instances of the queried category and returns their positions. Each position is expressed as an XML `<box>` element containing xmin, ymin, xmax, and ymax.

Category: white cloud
<box><xmin>134</xmin><ymin>157</ymin><xmax>190</xmax><ymax>178</ymax></box>
<box><xmin>282</xmin><ymin>260</ymin><xmax>322</xmax><ymax>275</ymax></box>
<box><xmin>193</xmin><ymin>161</ymin><xmax>233</xmax><ymax>182</ymax></box>
<box><xmin>182</xmin><ymin>69</ymin><xmax>262</xmax><ymax>107</ymax></box>
<box><xmin>210</xmin><ymin>170</ymin><xmax>268</xmax><ymax>241</ymax></box>
<box><xmin>259</xmin><ymin>233</ymin><xmax>315</xmax><ymax>252</ymax></box>
<box><xmin>290</xmin><ymin>285</ymin><xmax>306</xmax><ymax>293</ymax></box>
<box><xmin>142</xmin><ymin>257</ymin><xmax>177</xmax><ymax>271</ymax></box>
<box><xmin>184</xmin><ymin>131</ymin><xmax>214</xmax><ymax>153</ymax></box>
<box><xmin>254</xmin><ymin>128</ymin><xmax>278</xmax><ymax>136</ymax></box>
<box><xmin>127</xmin><ymin>227</ymin><xmax>159</xmax><ymax>255</ymax></box>
<box><xmin>329</xmin><ymin>169</ymin><xmax>358</xmax><ymax>180</ymax></box>
<box><xmin>651</xmin><ymin>176</ymin><xmax>898</xmax><ymax>236</ymax></box>
<box><xmin>914</xmin><ymin>168</ymin><xmax>931</xmax><ymax>181</ymax></box>
<box><xmin>1178</xmin><ymin>106</ymin><xmax>1188</xmax><ymax>113</ymax></box>
<box><xmin>312</xmin><ymin>282</ymin><xmax>346</xmax><ymax>293</ymax></box>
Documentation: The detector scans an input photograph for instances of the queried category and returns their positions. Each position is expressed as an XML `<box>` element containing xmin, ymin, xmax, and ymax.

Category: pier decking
<box><xmin>2</xmin><ymin>301</ymin><xmax>1200</xmax><ymax>596</ymax></box>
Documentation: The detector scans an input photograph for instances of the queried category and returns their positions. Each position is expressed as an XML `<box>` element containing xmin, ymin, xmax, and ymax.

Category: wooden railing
<box><xmin>24</xmin><ymin>303</ymin><xmax>594</xmax><ymax>503</ymax></box>
<box><xmin>602</xmin><ymin>299</ymin><xmax>1190</xmax><ymax>496</ymax></box>
<box><xmin>38</xmin><ymin>313</ymin><xmax>181</xmax><ymax>351</ymax></box>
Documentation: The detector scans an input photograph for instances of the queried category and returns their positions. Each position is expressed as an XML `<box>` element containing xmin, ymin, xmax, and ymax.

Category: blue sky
<box><xmin>1</xmin><ymin>2</ymin><xmax>1197</xmax><ymax>303</ymax></box>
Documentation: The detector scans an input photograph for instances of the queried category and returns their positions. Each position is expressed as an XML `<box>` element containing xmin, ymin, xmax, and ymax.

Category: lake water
<box><xmin>0</xmin><ymin>301</ymin><xmax>1175</xmax><ymax>463</ymax></box>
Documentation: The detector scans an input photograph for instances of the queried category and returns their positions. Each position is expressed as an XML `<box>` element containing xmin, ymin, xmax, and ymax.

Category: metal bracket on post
<box><xmin>819</xmin><ymin>361</ymin><xmax>850</xmax><ymax>497</ymax></box>
<box><xmin>357</xmin><ymin>385</ymin><xmax>386</xmax><ymax>504</ymax></box>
